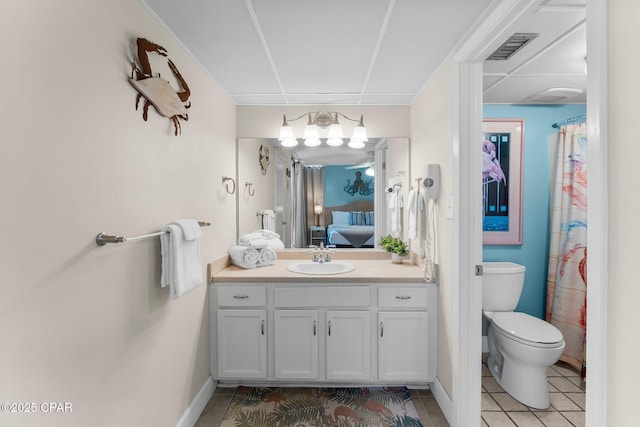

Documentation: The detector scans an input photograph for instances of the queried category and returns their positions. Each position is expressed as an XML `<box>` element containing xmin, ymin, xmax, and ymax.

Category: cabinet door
<box><xmin>378</xmin><ymin>311</ymin><xmax>429</xmax><ymax>381</ymax></box>
<box><xmin>326</xmin><ymin>310</ymin><xmax>371</xmax><ymax>380</ymax></box>
<box><xmin>216</xmin><ymin>309</ymin><xmax>267</xmax><ymax>379</ymax></box>
<box><xmin>274</xmin><ymin>310</ymin><xmax>318</xmax><ymax>379</ymax></box>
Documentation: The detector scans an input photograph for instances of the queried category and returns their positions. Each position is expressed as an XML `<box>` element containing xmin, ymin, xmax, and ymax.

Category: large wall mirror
<box><xmin>237</xmin><ymin>137</ymin><xmax>410</xmax><ymax>249</ymax></box>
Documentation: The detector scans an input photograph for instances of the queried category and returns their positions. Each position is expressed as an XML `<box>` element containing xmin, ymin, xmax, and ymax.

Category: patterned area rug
<box><xmin>221</xmin><ymin>386</ymin><xmax>424</xmax><ymax>427</ymax></box>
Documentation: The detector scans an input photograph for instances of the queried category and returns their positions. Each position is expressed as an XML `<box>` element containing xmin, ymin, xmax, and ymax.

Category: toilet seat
<box><xmin>491</xmin><ymin>312</ymin><xmax>564</xmax><ymax>348</ymax></box>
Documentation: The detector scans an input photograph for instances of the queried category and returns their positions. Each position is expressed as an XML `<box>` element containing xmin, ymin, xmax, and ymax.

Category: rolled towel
<box><xmin>257</xmin><ymin>247</ymin><xmax>277</xmax><ymax>266</ymax></box>
<box><xmin>228</xmin><ymin>245</ymin><xmax>260</xmax><ymax>269</ymax></box>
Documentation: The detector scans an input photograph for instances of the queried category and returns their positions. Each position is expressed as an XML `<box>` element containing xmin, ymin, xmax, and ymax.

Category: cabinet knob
<box><xmin>261</xmin><ymin>320</ymin><xmax>265</xmax><ymax>335</ymax></box>
<box><xmin>328</xmin><ymin>320</ymin><xmax>332</xmax><ymax>336</ymax></box>
<box><xmin>380</xmin><ymin>322</ymin><xmax>384</xmax><ymax>337</ymax></box>
<box><xmin>313</xmin><ymin>320</ymin><xmax>317</xmax><ymax>336</ymax></box>
<box><xmin>233</xmin><ymin>295</ymin><xmax>249</xmax><ymax>299</ymax></box>
<box><xmin>395</xmin><ymin>295</ymin><xmax>411</xmax><ymax>300</ymax></box>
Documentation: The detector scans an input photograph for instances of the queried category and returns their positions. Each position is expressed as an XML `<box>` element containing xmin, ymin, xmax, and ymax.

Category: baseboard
<box><xmin>430</xmin><ymin>377</ymin><xmax>453</xmax><ymax>426</ymax></box>
<box><xmin>175</xmin><ymin>375</ymin><xmax>215</xmax><ymax>427</ymax></box>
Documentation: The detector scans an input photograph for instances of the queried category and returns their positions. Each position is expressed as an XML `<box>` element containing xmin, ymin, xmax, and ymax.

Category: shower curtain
<box><xmin>546</xmin><ymin>122</ymin><xmax>587</xmax><ymax>379</ymax></box>
<box><xmin>291</xmin><ymin>162</ymin><xmax>325</xmax><ymax>248</ymax></box>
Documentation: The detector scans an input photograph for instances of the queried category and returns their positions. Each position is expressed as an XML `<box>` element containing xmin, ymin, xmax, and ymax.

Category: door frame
<box><xmin>452</xmin><ymin>0</ymin><xmax>607</xmax><ymax>425</ymax></box>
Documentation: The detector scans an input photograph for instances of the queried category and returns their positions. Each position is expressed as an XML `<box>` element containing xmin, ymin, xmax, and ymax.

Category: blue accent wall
<box><xmin>483</xmin><ymin>104</ymin><xmax>586</xmax><ymax>319</ymax></box>
<box><xmin>324</xmin><ymin>165</ymin><xmax>374</xmax><ymax>207</ymax></box>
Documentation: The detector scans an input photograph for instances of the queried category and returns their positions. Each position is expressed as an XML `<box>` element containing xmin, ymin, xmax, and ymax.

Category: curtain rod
<box><xmin>552</xmin><ymin>114</ymin><xmax>586</xmax><ymax>129</ymax></box>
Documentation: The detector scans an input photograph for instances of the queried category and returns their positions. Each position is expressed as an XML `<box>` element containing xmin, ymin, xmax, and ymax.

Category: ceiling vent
<box><xmin>524</xmin><ymin>87</ymin><xmax>584</xmax><ymax>103</ymax></box>
<box><xmin>487</xmin><ymin>33</ymin><xmax>539</xmax><ymax>60</ymax></box>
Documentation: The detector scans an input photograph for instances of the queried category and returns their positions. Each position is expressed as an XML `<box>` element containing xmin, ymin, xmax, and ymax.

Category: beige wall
<box><xmin>410</xmin><ymin>61</ymin><xmax>454</xmax><ymax>396</ymax></box>
<box><xmin>237</xmin><ymin>139</ymin><xmax>276</xmax><ymax>237</ymax></box>
<box><xmin>1</xmin><ymin>1</ymin><xmax>236</xmax><ymax>426</ymax></box>
<box><xmin>237</xmin><ymin>105</ymin><xmax>410</xmax><ymax>139</ymax></box>
<box><xmin>608</xmin><ymin>0</ymin><xmax>640</xmax><ymax>424</ymax></box>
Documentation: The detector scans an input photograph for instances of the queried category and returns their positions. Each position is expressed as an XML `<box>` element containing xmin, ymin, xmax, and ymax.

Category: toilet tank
<box><xmin>482</xmin><ymin>262</ymin><xmax>526</xmax><ymax>312</ymax></box>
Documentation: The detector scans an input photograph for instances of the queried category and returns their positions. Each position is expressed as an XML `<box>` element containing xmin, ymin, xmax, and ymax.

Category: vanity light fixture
<box><xmin>278</xmin><ymin>112</ymin><xmax>368</xmax><ymax>149</ymax></box>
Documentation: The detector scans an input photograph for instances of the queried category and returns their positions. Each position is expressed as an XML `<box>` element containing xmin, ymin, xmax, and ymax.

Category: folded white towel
<box><xmin>239</xmin><ymin>230</ymin><xmax>282</xmax><ymax>248</ymax></box>
<box><xmin>229</xmin><ymin>245</ymin><xmax>260</xmax><ymax>269</ymax></box>
<box><xmin>258</xmin><ymin>247</ymin><xmax>277</xmax><ymax>266</ymax></box>
<box><xmin>160</xmin><ymin>219</ymin><xmax>203</xmax><ymax>298</ymax></box>
<box><xmin>254</xmin><ymin>229</ymin><xmax>280</xmax><ymax>240</ymax></box>
<box><xmin>265</xmin><ymin>238</ymin><xmax>285</xmax><ymax>250</ymax></box>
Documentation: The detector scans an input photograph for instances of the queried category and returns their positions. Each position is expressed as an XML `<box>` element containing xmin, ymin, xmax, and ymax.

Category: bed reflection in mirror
<box><xmin>236</xmin><ymin>138</ymin><xmax>410</xmax><ymax>249</ymax></box>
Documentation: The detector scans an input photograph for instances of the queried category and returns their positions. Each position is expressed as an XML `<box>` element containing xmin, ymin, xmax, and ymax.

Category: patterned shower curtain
<box><xmin>546</xmin><ymin>122</ymin><xmax>587</xmax><ymax>379</ymax></box>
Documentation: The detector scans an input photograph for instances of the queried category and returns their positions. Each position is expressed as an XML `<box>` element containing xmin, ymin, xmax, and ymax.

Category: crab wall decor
<box><xmin>259</xmin><ymin>144</ymin><xmax>270</xmax><ymax>175</ymax></box>
<box><xmin>129</xmin><ymin>38</ymin><xmax>191</xmax><ymax>135</ymax></box>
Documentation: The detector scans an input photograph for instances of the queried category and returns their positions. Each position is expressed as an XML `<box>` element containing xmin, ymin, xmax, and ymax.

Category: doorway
<box><xmin>453</xmin><ymin>0</ymin><xmax>607</xmax><ymax>425</ymax></box>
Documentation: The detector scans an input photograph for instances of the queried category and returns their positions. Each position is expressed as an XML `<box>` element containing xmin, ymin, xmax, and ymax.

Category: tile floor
<box><xmin>194</xmin><ymin>386</ymin><xmax>450</xmax><ymax>426</ymax></box>
<box><xmin>482</xmin><ymin>355</ymin><xmax>586</xmax><ymax>427</ymax></box>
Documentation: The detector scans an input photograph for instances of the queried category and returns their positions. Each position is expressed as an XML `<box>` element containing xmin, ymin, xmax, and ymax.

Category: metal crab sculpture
<box><xmin>129</xmin><ymin>38</ymin><xmax>191</xmax><ymax>136</ymax></box>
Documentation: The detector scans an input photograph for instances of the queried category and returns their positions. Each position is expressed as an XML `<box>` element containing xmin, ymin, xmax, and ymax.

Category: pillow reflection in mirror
<box><xmin>332</xmin><ymin>211</ymin><xmax>350</xmax><ymax>225</ymax></box>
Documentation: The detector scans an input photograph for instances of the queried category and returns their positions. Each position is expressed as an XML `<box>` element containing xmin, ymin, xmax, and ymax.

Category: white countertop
<box><xmin>210</xmin><ymin>253</ymin><xmax>427</xmax><ymax>283</ymax></box>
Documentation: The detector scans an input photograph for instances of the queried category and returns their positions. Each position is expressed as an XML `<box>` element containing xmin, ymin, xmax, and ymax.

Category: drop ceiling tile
<box><xmin>144</xmin><ymin>0</ymin><xmax>282</xmax><ymax>94</ymax></box>
<box><xmin>483</xmin><ymin>8</ymin><xmax>585</xmax><ymax>75</ymax></box>
<box><xmin>230</xmin><ymin>93</ymin><xmax>288</xmax><ymax>105</ymax></box>
<box><xmin>285</xmin><ymin>93</ymin><xmax>363</xmax><ymax>105</ymax></box>
<box><xmin>360</xmin><ymin>93</ymin><xmax>416</xmax><ymax>105</ymax></box>
<box><xmin>251</xmin><ymin>0</ymin><xmax>389</xmax><ymax>94</ymax></box>
<box><xmin>367</xmin><ymin>0</ymin><xmax>492</xmax><ymax>93</ymax></box>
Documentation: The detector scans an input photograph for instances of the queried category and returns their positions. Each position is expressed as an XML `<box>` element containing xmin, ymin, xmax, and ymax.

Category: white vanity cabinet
<box><xmin>325</xmin><ymin>310</ymin><xmax>371</xmax><ymax>380</ymax></box>
<box><xmin>274</xmin><ymin>309</ymin><xmax>318</xmax><ymax>379</ymax></box>
<box><xmin>377</xmin><ymin>287</ymin><xmax>433</xmax><ymax>381</ymax></box>
<box><xmin>215</xmin><ymin>286</ymin><xmax>267</xmax><ymax>379</ymax></box>
<box><xmin>211</xmin><ymin>281</ymin><xmax>436</xmax><ymax>385</ymax></box>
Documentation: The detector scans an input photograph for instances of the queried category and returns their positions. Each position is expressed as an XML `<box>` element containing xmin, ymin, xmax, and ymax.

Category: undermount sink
<box><xmin>287</xmin><ymin>261</ymin><xmax>355</xmax><ymax>275</ymax></box>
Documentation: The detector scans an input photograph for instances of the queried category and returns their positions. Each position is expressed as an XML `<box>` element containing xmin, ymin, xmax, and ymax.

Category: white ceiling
<box><xmin>142</xmin><ymin>0</ymin><xmax>586</xmax><ymax>106</ymax></box>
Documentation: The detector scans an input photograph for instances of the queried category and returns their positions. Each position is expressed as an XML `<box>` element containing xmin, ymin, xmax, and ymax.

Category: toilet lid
<box><xmin>491</xmin><ymin>312</ymin><xmax>563</xmax><ymax>344</ymax></box>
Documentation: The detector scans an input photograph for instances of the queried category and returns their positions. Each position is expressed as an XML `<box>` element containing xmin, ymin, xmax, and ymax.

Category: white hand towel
<box><xmin>407</xmin><ymin>189</ymin><xmax>418</xmax><ymax>240</ymax></box>
<box><xmin>160</xmin><ymin>221</ymin><xmax>203</xmax><ymax>298</ymax></box>
<box><xmin>261</xmin><ymin>210</ymin><xmax>276</xmax><ymax>231</ymax></box>
<box><xmin>388</xmin><ymin>190</ymin><xmax>403</xmax><ymax>233</ymax></box>
<box><xmin>257</xmin><ymin>247</ymin><xmax>277</xmax><ymax>266</ymax></box>
<box><xmin>229</xmin><ymin>245</ymin><xmax>260</xmax><ymax>269</ymax></box>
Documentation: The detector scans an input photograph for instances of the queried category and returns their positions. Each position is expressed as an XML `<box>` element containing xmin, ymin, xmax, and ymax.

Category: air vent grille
<box><xmin>487</xmin><ymin>33</ymin><xmax>539</xmax><ymax>60</ymax></box>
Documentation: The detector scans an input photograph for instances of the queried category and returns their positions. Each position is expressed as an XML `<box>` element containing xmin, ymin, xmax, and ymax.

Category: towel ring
<box><xmin>245</xmin><ymin>181</ymin><xmax>255</xmax><ymax>197</ymax></box>
<box><xmin>222</xmin><ymin>176</ymin><xmax>236</xmax><ymax>194</ymax></box>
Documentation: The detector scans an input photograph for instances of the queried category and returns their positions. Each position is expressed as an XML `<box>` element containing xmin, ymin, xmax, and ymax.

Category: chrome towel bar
<box><xmin>96</xmin><ymin>221</ymin><xmax>210</xmax><ymax>246</ymax></box>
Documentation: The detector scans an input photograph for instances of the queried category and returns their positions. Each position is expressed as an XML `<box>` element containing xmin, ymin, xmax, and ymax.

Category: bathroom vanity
<box><xmin>209</xmin><ymin>255</ymin><xmax>437</xmax><ymax>386</ymax></box>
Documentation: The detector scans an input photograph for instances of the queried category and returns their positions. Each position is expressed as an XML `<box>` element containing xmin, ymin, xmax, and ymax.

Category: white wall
<box><xmin>410</xmin><ymin>61</ymin><xmax>454</xmax><ymax>396</ymax></box>
<box><xmin>608</xmin><ymin>0</ymin><xmax>640</xmax><ymax>424</ymax></box>
<box><xmin>0</xmin><ymin>1</ymin><xmax>236</xmax><ymax>426</ymax></box>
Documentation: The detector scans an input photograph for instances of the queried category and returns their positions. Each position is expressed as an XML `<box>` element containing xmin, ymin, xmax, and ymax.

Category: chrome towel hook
<box><xmin>222</xmin><ymin>176</ymin><xmax>236</xmax><ymax>194</ymax></box>
<box><xmin>245</xmin><ymin>181</ymin><xmax>255</xmax><ymax>196</ymax></box>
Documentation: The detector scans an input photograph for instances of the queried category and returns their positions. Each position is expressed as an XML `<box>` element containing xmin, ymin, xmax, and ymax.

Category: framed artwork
<box><xmin>482</xmin><ymin>119</ymin><xmax>524</xmax><ymax>245</ymax></box>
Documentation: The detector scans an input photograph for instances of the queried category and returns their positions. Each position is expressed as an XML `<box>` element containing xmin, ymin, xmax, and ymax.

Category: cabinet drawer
<box><xmin>217</xmin><ymin>286</ymin><xmax>266</xmax><ymax>307</ymax></box>
<box><xmin>275</xmin><ymin>287</ymin><xmax>370</xmax><ymax>308</ymax></box>
<box><xmin>378</xmin><ymin>287</ymin><xmax>428</xmax><ymax>308</ymax></box>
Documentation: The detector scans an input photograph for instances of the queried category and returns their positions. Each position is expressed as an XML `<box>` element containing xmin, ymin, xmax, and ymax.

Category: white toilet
<box><xmin>483</xmin><ymin>262</ymin><xmax>565</xmax><ymax>409</ymax></box>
